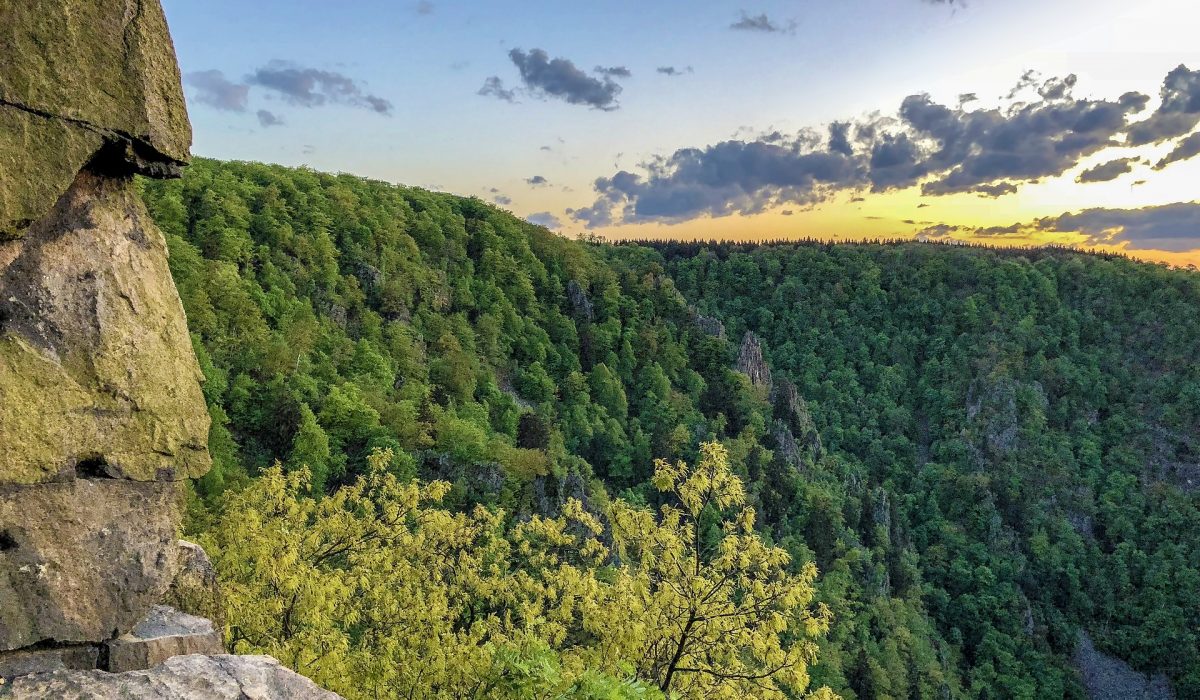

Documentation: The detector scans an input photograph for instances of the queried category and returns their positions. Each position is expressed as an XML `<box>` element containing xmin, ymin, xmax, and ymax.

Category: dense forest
<box><xmin>139</xmin><ymin>159</ymin><xmax>1200</xmax><ymax>699</ymax></box>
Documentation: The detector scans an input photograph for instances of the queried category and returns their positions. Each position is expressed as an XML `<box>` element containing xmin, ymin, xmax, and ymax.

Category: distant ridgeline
<box><xmin>141</xmin><ymin>158</ymin><xmax>1200</xmax><ymax>698</ymax></box>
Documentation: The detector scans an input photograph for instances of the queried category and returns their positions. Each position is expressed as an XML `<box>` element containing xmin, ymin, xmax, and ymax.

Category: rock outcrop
<box><xmin>0</xmin><ymin>0</ymin><xmax>191</xmax><ymax>239</ymax></box>
<box><xmin>735</xmin><ymin>331</ymin><xmax>772</xmax><ymax>393</ymax></box>
<box><xmin>0</xmin><ymin>479</ymin><xmax>181</xmax><ymax>650</ymax></box>
<box><xmin>1074</xmin><ymin>631</ymin><xmax>1175</xmax><ymax>700</ymax></box>
<box><xmin>104</xmin><ymin>606</ymin><xmax>224</xmax><ymax>673</ymax></box>
<box><xmin>162</xmin><ymin>541</ymin><xmax>225</xmax><ymax>631</ymax></box>
<box><xmin>0</xmin><ymin>0</ymin><xmax>208</xmax><ymax>659</ymax></box>
<box><xmin>0</xmin><ymin>3</ymin><xmax>343</xmax><ymax>697</ymax></box>
<box><xmin>0</xmin><ymin>170</ymin><xmax>211</xmax><ymax>484</ymax></box>
<box><xmin>0</xmin><ymin>655</ymin><xmax>343</xmax><ymax>699</ymax></box>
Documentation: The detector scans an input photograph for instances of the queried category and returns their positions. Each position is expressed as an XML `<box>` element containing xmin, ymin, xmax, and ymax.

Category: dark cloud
<box><xmin>575</xmin><ymin>142</ymin><xmax>861</xmax><ymax>224</ymax></box>
<box><xmin>573</xmin><ymin>66</ymin><xmax>1172</xmax><ymax>227</ymax></box>
<box><xmin>916</xmin><ymin>224</ymin><xmax>962</xmax><ymax>240</ymax></box>
<box><xmin>1076</xmin><ymin>157</ymin><xmax>1139</xmax><ymax>183</ymax></box>
<box><xmin>828</xmin><ymin>122</ymin><xmax>853</xmax><ymax>156</ymax></box>
<box><xmin>414</xmin><ymin>1</ymin><xmax>434</xmax><ymax>15</ymax></box>
<box><xmin>248</xmin><ymin>61</ymin><xmax>393</xmax><ymax>114</ymax></box>
<box><xmin>595</xmin><ymin>66</ymin><xmax>632</xmax><ymax>78</ymax></box>
<box><xmin>526</xmin><ymin>212</ymin><xmax>563</xmax><ymax>229</ymax></box>
<box><xmin>730</xmin><ymin>11</ymin><xmax>795</xmax><ymax>34</ymax></box>
<box><xmin>185</xmin><ymin>70</ymin><xmax>249</xmax><ymax>112</ymax></box>
<box><xmin>898</xmin><ymin>80</ymin><xmax>1144</xmax><ymax>196</ymax></box>
<box><xmin>507</xmin><ymin>48</ymin><xmax>623</xmax><ymax>110</ymax></box>
<box><xmin>1039</xmin><ymin>202</ymin><xmax>1200</xmax><ymax>251</ymax></box>
<box><xmin>971</xmin><ymin>182</ymin><xmax>1018</xmax><ymax>197</ymax></box>
<box><xmin>493</xmin><ymin>194</ymin><xmax>512</xmax><ymax>206</ymax></box>
<box><xmin>973</xmin><ymin>222</ymin><xmax>1024</xmax><ymax>236</ymax></box>
<box><xmin>781</xmin><ymin>210</ymin><xmax>794</xmax><ymax>216</ymax></box>
<box><xmin>1125</xmin><ymin>65</ymin><xmax>1200</xmax><ymax>145</ymax></box>
<box><xmin>526</xmin><ymin>175</ymin><xmax>549</xmax><ymax>186</ymax></box>
<box><xmin>256</xmin><ymin>109</ymin><xmax>284</xmax><ymax>127</ymax></box>
<box><xmin>1154</xmin><ymin>131</ymin><xmax>1200</xmax><ymax>170</ymax></box>
<box><xmin>478</xmin><ymin>76</ymin><xmax>517</xmax><ymax>103</ymax></box>
<box><xmin>657</xmin><ymin>66</ymin><xmax>693</xmax><ymax>77</ymax></box>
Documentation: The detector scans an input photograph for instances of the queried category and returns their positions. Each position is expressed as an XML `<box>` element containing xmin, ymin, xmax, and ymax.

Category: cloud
<box><xmin>414</xmin><ymin>1</ymin><xmax>434</xmax><ymax>15</ymax></box>
<box><xmin>493</xmin><ymin>194</ymin><xmax>512</xmax><ymax>205</ymax></box>
<box><xmin>730</xmin><ymin>11</ymin><xmax>795</xmax><ymax>34</ymax></box>
<box><xmin>478</xmin><ymin>76</ymin><xmax>517</xmax><ymax>103</ymax></box>
<box><xmin>526</xmin><ymin>211</ymin><xmax>563</xmax><ymax>229</ymax></box>
<box><xmin>1076</xmin><ymin>157</ymin><xmax>1139</xmax><ymax>183</ymax></box>
<box><xmin>1125</xmin><ymin>65</ymin><xmax>1200</xmax><ymax>146</ymax></box>
<box><xmin>566</xmin><ymin>200</ymin><xmax>614</xmax><ymax>228</ymax></box>
<box><xmin>916</xmin><ymin>224</ymin><xmax>963</xmax><ymax>240</ymax></box>
<box><xmin>507</xmin><ymin>48</ymin><xmax>623</xmax><ymax>110</ymax></box>
<box><xmin>1039</xmin><ymin>202</ymin><xmax>1200</xmax><ymax>251</ymax></box>
<box><xmin>576</xmin><ymin>142</ymin><xmax>861</xmax><ymax>224</ymax></box>
<box><xmin>972</xmin><ymin>182</ymin><xmax>1018</xmax><ymax>197</ymax></box>
<box><xmin>248</xmin><ymin>60</ymin><xmax>393</xmax><ymax>114</ymax></box>
<box><xmin>1154</xmin><ymin>131</ymin><xmax>1200</xmax><ymax>170</ymax></box>
<box><xmin>185</xmin><ymin>70</ymin><xmax>249</xmax><ymax>112</ymax></box>
<box><xmin>595</xmin><ymin>66</ymin><xmax>632</xmax><ymax>78</ymax></box>
<box><xmin>828</xmin><ymin>122</ymin><xmax>853</xmax><ymax>156</ymax></box>
<box><xmin>657</xmin><ymin>66</ymin><xmax>693</xmax><ymax>77</ymax></box>
<box><xmin>526</xmin><ymin>175</ymin><xmax>549</xmax><ymax>186</ymax></box>
<box><xmin>573</xmin><ymin>66</ymin><xmax>1170</xmax><ymax>227</ymax></box>
<box><xmin>256</xmin><ymin>109</ymin><xmax>284</xmax><ymax>127</ymax></box>
<box><xmin>898</xmin><ymin>81</ymin><xmax>1144</xmax><ymax>196</ymax></box>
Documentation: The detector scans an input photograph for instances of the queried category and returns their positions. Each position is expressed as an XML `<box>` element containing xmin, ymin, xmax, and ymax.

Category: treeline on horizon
<box><xmin>616</xmin><ymin>236</ymin><xmax>1161</xmax><ymax>266</ymax></box>
<box><xmin>139</xmin><ymin>158</ymin><xmax>1200</xmax><ymax>699</ymax></box>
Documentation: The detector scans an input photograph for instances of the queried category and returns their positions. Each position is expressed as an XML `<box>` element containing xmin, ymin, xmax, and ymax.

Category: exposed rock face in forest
<box><xmin>771</xmin><ymin>379</ymin><xmax>822</xmax><ymax>468</ymax></box>
<box><xmin>1074</xmin><ymin>631</ymin><xmax>1175</xmax><ymax>700</ymax></box>
<box><xmin>735</xmin><ymin>330</ymin><xmax>773</xmax><ymax>393</ymax></box>
<box><xmin>690</xmin><ymin>308</ymin><xmax>726</xmax><ymax>338</ymax></box>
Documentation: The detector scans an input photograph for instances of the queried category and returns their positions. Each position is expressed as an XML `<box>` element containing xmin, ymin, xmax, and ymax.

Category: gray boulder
<box><xmin>104</xmin><ymin>606</ymin><xmax>224</xmax><ymax>673</ymax></box>
<box><xmin>162</xmin><ymin>541</ymin><xmax>225</xmax><ymax>632</ymax></box>
<box><xmin>1075</xmin><ymin>631</ymin><xmax>1174</xmax><ymax>700</ymax></box>
<box><xmin>0</xmin><ymin>480</ymin><xmax>181</xmax><ymax>651</ymax></box>
<box><xmin>0</xmin><ymin>654</ymin><xmax>343</xmax><ymax>699</ymax></box>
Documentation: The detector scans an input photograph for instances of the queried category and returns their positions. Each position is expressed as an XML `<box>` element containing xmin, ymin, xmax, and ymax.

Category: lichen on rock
<box><xmin>0</xmin><ymin>0</ymin><xmax>191</xmax><ymax>237</ymax></box>
<box><xmin>0</xmin><ymin>479</ymin><xmax>182</xmax><ymax>651</ymax></box>
<box><xmin>0</xmin><ymin>655</ymin><xmax>344</xmax><ymax>699</ymax></box>
<box><xmin>0</xmin><ymin>170</ymin><xmax>211</xmax><ymax>484</ymax></box>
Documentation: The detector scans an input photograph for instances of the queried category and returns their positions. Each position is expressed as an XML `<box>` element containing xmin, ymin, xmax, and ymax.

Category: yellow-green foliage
<box><xmin>201</xmin><ymin>443</ymin><xmax>836</xmax><ymax>699</ymax></box>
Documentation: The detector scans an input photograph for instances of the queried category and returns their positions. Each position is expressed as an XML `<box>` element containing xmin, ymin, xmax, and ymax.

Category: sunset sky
<box><xmin>163</xmin><ymin>0</ymin><xmax>1200</xmax><ymax>265</ymax></box>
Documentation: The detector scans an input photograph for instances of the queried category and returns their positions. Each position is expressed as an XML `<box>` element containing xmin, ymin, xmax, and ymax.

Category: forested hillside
<box><xmin>140</xmin><ymin>159</ymin><xmax>1200</xmax><ymax>699</ymax></box>
<box><xmin>647</xmin><ymin>241</ymin><xmax>1200</xmax><ymax>697</ymax></box>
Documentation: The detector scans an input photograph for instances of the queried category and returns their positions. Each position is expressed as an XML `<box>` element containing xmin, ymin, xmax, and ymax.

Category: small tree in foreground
<box><xmin>606</xmin><ymin>442</ymin><xmax>835</xmax><ymax>699</ymax></box>
<box><xmin>202</xmin><ymin>443</ymin><xmax>836</xmax><ymax>699</ymax></box>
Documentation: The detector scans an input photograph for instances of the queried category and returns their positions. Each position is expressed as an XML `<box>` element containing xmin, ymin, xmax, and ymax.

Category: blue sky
<box><xmin>164</xmin><ymin>0</ymin><xmax>1200</xmax><ymax>264</ymax></box>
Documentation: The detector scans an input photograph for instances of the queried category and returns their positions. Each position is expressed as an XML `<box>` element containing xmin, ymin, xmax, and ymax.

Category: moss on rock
<box><xmin>0</xmin><ymin>0</ymin><xmax>191</xmax><ymax>236</ymax></box>
<box><xmin>0</xmin><ymin>171</ymin><xmax>210</xmax><ymax>484</ymax></box>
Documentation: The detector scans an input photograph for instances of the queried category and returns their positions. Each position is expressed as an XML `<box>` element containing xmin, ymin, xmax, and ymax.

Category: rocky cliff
<box><xmin>0</xmin><ymin>2</ymin><xmax>334</xmax><ymax>697</ymax></box>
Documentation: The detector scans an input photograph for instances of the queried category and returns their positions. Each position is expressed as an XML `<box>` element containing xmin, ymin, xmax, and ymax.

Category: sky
<box><xmin>163</xmin><ymin>0</ymin><xmax>1200</xmax><ymax>266</ymax></box>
